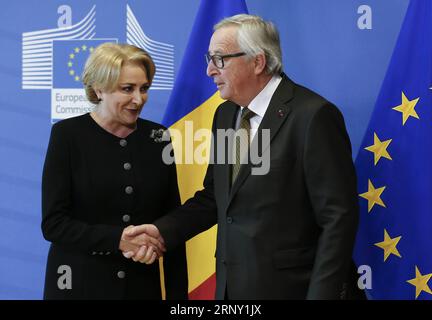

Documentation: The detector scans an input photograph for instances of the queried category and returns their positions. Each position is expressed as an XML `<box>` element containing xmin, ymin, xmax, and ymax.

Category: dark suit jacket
<box><xmin>42</xmin><ymin>114</ymin><xmax>188</xmax><ymax>299</ymax></box>
<box><xmin>154</xmin><ymin>74</ymin><xmax>359</xmax><ymax>299</ymax></box>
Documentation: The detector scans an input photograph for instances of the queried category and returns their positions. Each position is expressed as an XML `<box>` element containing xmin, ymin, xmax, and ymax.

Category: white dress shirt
<box><xmin>235</xmin><ymin>75</ymin><xmax>282</xmax><ymax>142</ymax></box>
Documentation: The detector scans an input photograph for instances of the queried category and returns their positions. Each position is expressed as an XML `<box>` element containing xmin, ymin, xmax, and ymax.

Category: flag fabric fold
<box><xmin>354</xmin><ymin>0</ymin><xmax>432</xmax><ymax>300</ymax></box>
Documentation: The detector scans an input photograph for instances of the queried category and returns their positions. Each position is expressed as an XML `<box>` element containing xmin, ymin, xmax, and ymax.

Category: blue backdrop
<box><xmin>0</xmin><ymin>0</ymin><xmax>409</xmax><ymax>299</ymax></box>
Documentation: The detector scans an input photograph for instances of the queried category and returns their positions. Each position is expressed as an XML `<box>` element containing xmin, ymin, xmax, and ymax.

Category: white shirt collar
<box><xmin>241</xmin><ymin>74</ymin><xmax>282</xmax><ymax>118</ymax></box>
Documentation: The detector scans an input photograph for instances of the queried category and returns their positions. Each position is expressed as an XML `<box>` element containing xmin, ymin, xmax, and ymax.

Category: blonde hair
<box><xmin>215</xmin><ymin>14</ymin><xmax>283</xmax><ymax>75</ymax></box>
<box><xmin>82</xmin><ymin>43</ymin><xmax>156</xmax><ymax>104</ymax></box>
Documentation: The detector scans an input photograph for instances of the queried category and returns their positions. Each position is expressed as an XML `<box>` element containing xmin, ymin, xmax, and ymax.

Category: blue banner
<box><xmin>354</xmin><ymin>0</ymin><xmax>432</xmax><ymax>300</ymax></box>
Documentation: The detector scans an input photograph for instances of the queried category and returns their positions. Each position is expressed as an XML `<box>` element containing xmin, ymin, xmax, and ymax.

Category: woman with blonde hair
<box><xmin>41</xmin><ymin>43</ymin><xmax>187</xmax><ymax>299</ymax></box>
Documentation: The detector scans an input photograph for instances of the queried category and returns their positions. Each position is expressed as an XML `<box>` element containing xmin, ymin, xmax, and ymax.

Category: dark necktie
<box><xmin>231</xmin><ymin>108</ymin><xmax>255</xmax><ymax>184</ymax></box>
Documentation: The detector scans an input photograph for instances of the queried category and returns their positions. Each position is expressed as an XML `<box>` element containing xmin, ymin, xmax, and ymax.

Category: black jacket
<box><xmin>155</xmin><ymin>75</ymin><xmax>359</xmax><ymax>299</ymax></box>
<box><xmin>42</xmin><ymin>113</ymin><xmax>188</xmax><ymax>299</ymax></box>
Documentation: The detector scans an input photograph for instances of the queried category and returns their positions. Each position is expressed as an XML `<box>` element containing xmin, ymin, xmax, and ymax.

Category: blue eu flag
<box><xmin>354</xmin><ymin>0</ymin><xmax>432</xmax><ymax>299</ymax></box>
<box><xmin>52</xmin><ymin>39</ymin><xmax>115</xmax><ymax>88</ymax></box>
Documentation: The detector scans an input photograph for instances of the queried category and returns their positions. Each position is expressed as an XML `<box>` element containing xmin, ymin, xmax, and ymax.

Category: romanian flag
<box><xmin>162</xmin><ymin>0</ymin><xmax>248</xmax><ymax>299</ymax></box>
<box><xmin>353</xmin><ymin>0</ymin><xmax>432</xmax><ymax>299</ymax></box>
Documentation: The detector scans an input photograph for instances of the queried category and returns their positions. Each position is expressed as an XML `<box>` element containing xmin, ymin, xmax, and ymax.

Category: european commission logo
<box><xmin>51</xmin><ymin>39</ymin><xmax>115</xmax><ymax>121</ymax></box>
<box><xmin>22</xmin><ymin>4</ymin><xmax>174</xmax><ymax>122</ymax></box>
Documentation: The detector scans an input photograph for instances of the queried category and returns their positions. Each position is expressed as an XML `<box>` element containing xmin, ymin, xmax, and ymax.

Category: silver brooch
<box><xmin>150</xmin><ymin>128</ymin><xmax>168</xmax><ymax>143</ymax></box>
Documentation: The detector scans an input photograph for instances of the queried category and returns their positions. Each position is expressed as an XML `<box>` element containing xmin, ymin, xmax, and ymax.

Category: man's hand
<box><xmin>131</xmin><ymin>245</ymin><xmax>159</xmax><ymax>264</ymax></box>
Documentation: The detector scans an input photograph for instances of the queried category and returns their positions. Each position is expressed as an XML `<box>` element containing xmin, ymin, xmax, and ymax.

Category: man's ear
<box><xmin>254</xmin><ymin>53</ymin><xmax>267</xmax><ymax>75</ymax></box>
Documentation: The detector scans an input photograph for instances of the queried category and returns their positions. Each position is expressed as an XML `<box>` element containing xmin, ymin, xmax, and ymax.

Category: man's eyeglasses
<box><xmin>205</xmin><ymin>52</ymin><xmax>246</xmax><ymax>69</ymax></box>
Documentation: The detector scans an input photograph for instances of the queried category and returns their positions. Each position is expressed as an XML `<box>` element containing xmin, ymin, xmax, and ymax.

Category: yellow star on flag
<box><xmin>365</xmin><ymin>133</ymin><xmax>392</xmax><ymax>165</ymax></box>
<box><xmin>89</xmin><ymin>47</ymin><xmax>94</xmax><ymax>53</ymax></box>
<box><xmin>74</xmin><ymin>47</ymin><xmax>80</xmax><ymax>53</ymax></box>
<box><xmin>407</xmin><ymin>266</ymin><xmax>432</xmax><ymax>299</ymax></box>
<box><xmin>374</xmin><ymin>229</ymin><xmax>401</xmax><ymax>261</ymax></box>
<box><xmin>69</xmin><ymin>70</ymin><xmax>75</xmax><ymax>76</ymax></box>
<box><xmin>82</xmin><ymin>45</ymin><xmax>87</xmax><ymax>51</ymax></box>
<box><xmin>69</xmin><ymin>53</ymin><xmax>75</xmax><ymax>59</ymax></box>
<box><xmin>359</xmin><ymin>179</ymin><xmax>386</xmax><ymax>213</ymax></box>
<box><xmin>67</xmin><ymin>61</ymin><xmax>73</xmax><ymax>67</ymax></box>
<box><xmin>392</xmin><ymin>91</ymin><xmax>420</xmax><ymax>125</ymax></box>
<box><xmin>74</xmin><ymin>75</ymin><xmax>80</xmax><ymax>81</ymax></box>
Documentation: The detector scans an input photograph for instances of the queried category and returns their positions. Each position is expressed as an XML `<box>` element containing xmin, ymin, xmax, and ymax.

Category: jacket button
<box><xmin>119</xmin><ymin>139</ymin><xmax>127</xmax><ymax>147</ymax></box>
<box><xmin>125</xmin><ymin>186</ymin><xmax>134</xmax><ymax>194</ymax></box>
<box><xmin>123</xmin><ymin>162</ymin><xmax>132</xmax><ymax>170</ymax></box>
<box><xmin>227</xmin><ymin>217</ymin><xmax>233</xmax><ymax>224</ymax></box>
<box><xmin>117</xmin><ymin>271</ymin><xmax>126</xmax><ymax>279</ymax></box>
<box><xmin>122</xmin><ymin>214</ymin><xmax>131</xmax><ymax>223</ymax></box>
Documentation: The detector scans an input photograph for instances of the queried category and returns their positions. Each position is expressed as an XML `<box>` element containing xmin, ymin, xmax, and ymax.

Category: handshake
<box><xmin>119</xmin><ymin>224</ymin><xmax>165</xmax><ymax>265</ymax></box>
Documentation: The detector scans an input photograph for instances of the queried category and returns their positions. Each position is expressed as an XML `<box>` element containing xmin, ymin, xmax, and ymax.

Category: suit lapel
<box><xmin>229</xmin><ymin>74</ymin><xmax>295</xmax><ymax>199</ymax></box>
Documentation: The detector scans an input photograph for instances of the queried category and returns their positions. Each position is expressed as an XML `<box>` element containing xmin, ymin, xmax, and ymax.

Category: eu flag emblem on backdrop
<box><xmin>162</xmin><ymin>0</ymin><xmax>247</xmax><ymax>299</ymax></box>
<box><xmin>53</xmin><ymin>39</ymin><xmax>115</xmax><ymax>88</ymax></box>
<box><xmin>354</xmin><ymin>0</ymin><xmax>432</xmax><ymax>299</ymax></box>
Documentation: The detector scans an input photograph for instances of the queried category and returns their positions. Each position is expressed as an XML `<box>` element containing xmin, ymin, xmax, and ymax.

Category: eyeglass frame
<box><xmin>205</xmin><ymin>52</ymin><xmax>246</xmax><ymax>69</ymax></box>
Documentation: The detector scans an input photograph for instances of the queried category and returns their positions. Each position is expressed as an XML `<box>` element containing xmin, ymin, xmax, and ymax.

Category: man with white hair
<box><xmin>126</xmin><ymin>14</ymin><xmax>359</xmax><ymax>300</ymax></box>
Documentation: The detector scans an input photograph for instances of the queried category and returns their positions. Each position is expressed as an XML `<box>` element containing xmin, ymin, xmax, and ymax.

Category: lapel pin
<box><xmin>278</xmin><ymin>109</ymin><xmax>285</xmax><ymax>117</ymax></box>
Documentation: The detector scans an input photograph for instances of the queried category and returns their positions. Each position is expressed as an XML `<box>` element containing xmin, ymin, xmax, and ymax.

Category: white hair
<box><xmin>214</xmin><ymin>14</ymin><xmax>283</xmax><ymax>75</ymax></box>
